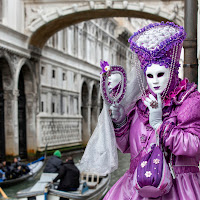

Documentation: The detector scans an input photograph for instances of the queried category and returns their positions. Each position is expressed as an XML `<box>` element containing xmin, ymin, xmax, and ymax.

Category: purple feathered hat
<box><xmin>128</xmin><ymin>21</ymin><xmax>186</xmax><ymax>74</ymax></box>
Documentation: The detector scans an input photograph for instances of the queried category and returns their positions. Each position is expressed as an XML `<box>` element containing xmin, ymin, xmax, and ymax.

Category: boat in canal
<box><xmin>0</xmin><ymin>145</ymin><xmax>47</xmax><ymax>188</ymax></box>
<box><xmin>17</xmin><ymin>172</ymin><xmax>111</xmax><ymax>200</ymax></box>
<box><xmin>0</xmin><ymin>155</ymin><xmax>46</xmax><ymax>187</ymax></box>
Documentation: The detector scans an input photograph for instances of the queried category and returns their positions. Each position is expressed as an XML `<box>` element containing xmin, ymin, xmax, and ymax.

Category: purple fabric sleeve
<box><xmin>114</xmin><ymin>106</ymin><xmax>136</xmax><ymax>153</ymax></box>
<box><xmin>160</xmin><ymin>95</ymin><xmax>200</xmax><ymax>156</ymax></box>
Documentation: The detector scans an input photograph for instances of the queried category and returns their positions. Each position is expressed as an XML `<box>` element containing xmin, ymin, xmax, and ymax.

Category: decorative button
<box><xmin>140</xmin><ymin>134</ymin><xmax>147</xmax><ymax>143</ymax></box>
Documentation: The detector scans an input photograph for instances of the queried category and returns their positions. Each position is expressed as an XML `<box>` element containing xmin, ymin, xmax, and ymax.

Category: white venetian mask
<box><xmin>146</xmin><ymin>64</ymin><xmax>170</xmax><ymax>94</ymax></box>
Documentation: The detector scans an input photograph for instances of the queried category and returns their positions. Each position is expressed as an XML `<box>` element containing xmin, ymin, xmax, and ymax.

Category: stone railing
<box><xmin>37</xmin><ymin>115</ymin><xmax>82</xmax><ymax>149</ymax></box>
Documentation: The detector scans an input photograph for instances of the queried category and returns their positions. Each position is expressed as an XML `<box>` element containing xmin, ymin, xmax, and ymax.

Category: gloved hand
<box><xmin>144</xmin><ymin>93</ymin><xmax>163</xmax><ymax>130</ymax></box>
<box><xmin>109</xmin><ymin>103</ymin><xmax>126</xmax><ymax>124</ymax></box>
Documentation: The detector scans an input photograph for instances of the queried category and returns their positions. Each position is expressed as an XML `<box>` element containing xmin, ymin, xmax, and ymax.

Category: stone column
<box><xmin>26</xmin><ymin>92</ymin><xmax>37</xmax><ymax>158</ymax></box>
<box><xmin>87</xmin><ymin>103</ymin><xmax>91</xmax><ymax>137</ymax></box>
<box><xmin>97</xmin><ymin>100</ymin><xmax>101</xmax><ymax>119</ymax></box>
<box><xmin>81</xmin><ymin>103</ymin><xmax>91</xmax><ymax>145</ymax></box>
<box><xmin>184</xmin><ymin>0</ymin><xmax>198</xmax><ymax>84</ymax></box>
<box><xmin>91</xmin><ymin>104</ymin><xmax>98</xmax><ymax>134</ymax></box>
<box><xmin>4</xmin><ymin>90</ymin><xmax>19</xmax><ymax>156</ymax></box>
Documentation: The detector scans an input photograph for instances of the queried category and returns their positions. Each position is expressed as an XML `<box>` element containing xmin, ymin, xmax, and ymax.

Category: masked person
<box><xmin>102</xmin><ymin>22</ymin><xmax>200</xmax><ymax>200</ymax></box>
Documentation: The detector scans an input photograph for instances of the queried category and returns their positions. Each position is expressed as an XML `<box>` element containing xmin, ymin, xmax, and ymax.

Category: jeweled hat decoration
<box><xmin>128</xmin><ymin>21</ymin><xmax>187</xmax><ymax>74</ymax></box>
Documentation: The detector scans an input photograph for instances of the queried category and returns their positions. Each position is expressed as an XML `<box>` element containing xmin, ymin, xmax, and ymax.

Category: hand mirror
<box><xmin>100</xmin><ymin>60</ymin><xmax>127</xmax><ymax>105</ymax></box>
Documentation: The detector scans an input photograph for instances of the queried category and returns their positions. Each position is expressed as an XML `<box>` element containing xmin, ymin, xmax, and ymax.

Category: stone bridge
<box><xmin>23</xmin><ymin>0</ymin><xmax>184</xmax><ymax>51</ymax></box>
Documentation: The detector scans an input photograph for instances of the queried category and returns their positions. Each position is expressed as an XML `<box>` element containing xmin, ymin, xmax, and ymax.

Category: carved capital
<box><xmin>4</xmin><ymin>90</ymin><xmax>14</xmax><ymax>100</ymax></box>
<box><xmin>26</xmin><ymin>92</ymin><xmax>37</xmax><ymax>106</ymax></box>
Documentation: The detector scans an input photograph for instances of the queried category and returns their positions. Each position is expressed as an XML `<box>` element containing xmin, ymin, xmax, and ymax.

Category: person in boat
<box><xmin>0</xmin><ymin>163</ymin><xmax>6</xmax><ymax>182</ymax></box>
<box><xmin>43</xmin><ymin>150</ymin><xmax>62</xmax><ymax>173</ymax></box>
<box><xmin>102</xmin><ymin>22</ymin><xmax>200</xmax><ymax>199</ymax></box>
<box><xmin>10</xmin><ymin>157</ymin><xmax>30</xmax><ymax>178</ymax></box>
<box><xmin>52</xmin><ymin>156</ymin><xmax>80</xmax><ymax>200</ymax></box>
<box><xmin>2</xmin><ymin>160</ymin><xmax>12</xmax><ymax>180</ymax></box>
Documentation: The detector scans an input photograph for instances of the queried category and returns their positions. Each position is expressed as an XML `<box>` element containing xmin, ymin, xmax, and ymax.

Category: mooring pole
<box><xmin>183</xmin><ymin>0</ymin><xmax>198</xmax><ymax>84</ymax></box>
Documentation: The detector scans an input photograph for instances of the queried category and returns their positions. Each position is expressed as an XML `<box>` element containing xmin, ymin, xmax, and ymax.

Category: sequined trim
<box><xmin>173</xmin><ymin>84</ymin><xmax>197</xmax><ymax>105</ymax></box>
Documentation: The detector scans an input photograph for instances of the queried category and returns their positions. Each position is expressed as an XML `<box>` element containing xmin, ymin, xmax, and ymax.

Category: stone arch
<box><xmin>91</xmin><ymin>83</ymin><xmax>98</xmax><ymax>134</ymax></box>
<box><xmin>28</xmin><ymin>2</ymin><xmax>183</xmax><ymax>50</ymax></box>
<box><xmin>81</xmin><ymin>81</ymin><xmax>89</xmax><ymax>145</ymax></box>
<box><xmin>0</xmin><ymin>52</ymin><xmax>14</xmax><ymax>90</ymax></box>
<box><xmin>17</xmin><ymin>59</ymin><xmax>37</xmax><ymax>158</ymax></box>
<box><xmin>16</xmin><ymin>59</ymin><xmax>36</xmax><ymax>92</ymax></box>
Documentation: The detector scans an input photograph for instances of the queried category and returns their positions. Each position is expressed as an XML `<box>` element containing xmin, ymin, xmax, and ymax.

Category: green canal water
<box><xmin>2</xmin><ymin>150</ymin><xmax>130</xmax><ymax>199</ymax></box>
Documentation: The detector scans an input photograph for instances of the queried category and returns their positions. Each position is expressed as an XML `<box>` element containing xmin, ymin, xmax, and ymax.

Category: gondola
<box><xmin>17</xmin><ymin>172</ymin><xmax>111</xmax><ymax>200</ymax></box>
<box><xmin>0</xmin><ymin>146</ymin><xmax>47</xmax><ymax>188</ymax></box>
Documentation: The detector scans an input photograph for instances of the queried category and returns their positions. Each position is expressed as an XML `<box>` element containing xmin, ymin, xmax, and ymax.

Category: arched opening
<box><xmin>18</xmin><ymin>70</ymin><xmax>27</xmax><ymax>159</ymax></box>
<box><xmin>0</xmin><ymin>56</ymin><xmax>13</xmax><ymax>160</ymax></box>
<box><xmin>81</xmin><ymin>81</ymin><xmax>89</xmax><ymax>144</ymax></box>
<box><xmin>18</xmin><ymin>63</ymin><xmax>35</xmax><ymax>159</ymax></box>
<box><xmin>0</xmin><ymin>58</ymin><xmax>5</xmax><ymax>160</ymax></box>
<box><xmin>91</xmin><ymin>85</ymin><xmax>98</xmax><ymax>134</ymax></box>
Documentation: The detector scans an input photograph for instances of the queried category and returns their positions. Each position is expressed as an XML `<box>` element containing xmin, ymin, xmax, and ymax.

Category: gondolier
<box><xmin>52</xmin><ymin>156</ymin><xmax>80</xmax><ymax>200</ymax></box>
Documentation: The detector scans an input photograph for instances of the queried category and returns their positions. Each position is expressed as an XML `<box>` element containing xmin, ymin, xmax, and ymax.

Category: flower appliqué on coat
<box><xmin>141</xmin><ymin>161</ymin><xmax>147</xmax><ymax>168</ymax></box>
<box><xmin>153</xmin><ymin>158</ymin><xmax>160</xmax><ymax>165</ymax></box>
<box><xmin>145</xmin><ymin>171</ymin><xmax>152</xmax><ymax>178</ymax></box>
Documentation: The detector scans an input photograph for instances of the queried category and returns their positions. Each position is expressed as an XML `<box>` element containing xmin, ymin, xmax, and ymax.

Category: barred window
<box><xmin>41</xmin><ymin>101</ymin><xmax>44</xmax><ymax>112</ymax></box>
<box><xmin>52</xmin><ymin>70</ymin><xmax>56</xmax><ymax>78</ymax></box>
<box><xmin>41</xmin><ymin>66</ymin><xmax>45</xmax><ymax>75</ymax></box>
<box><xmin>62</xmin><ymin>73</ymin><xmax>66</xmax><ymax>80</ymax></box>
<box><xmin>52</xmin><ymin>102</ymin><xmax>55</xmax><ymax>113</ymax></box>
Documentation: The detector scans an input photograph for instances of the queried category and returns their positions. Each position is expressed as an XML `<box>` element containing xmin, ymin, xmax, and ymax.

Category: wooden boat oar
<box><xmin>0</xmin><ymin>187</ymin><xmax>8</xmax><ymax>199</ymax></box>
<box><xmin>44</xmin><ymin>183</ymin><xmax>50</xmax><ymax>200</ymax></box>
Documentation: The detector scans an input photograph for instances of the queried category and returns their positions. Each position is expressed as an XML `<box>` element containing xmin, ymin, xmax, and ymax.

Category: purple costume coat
<box><xmin>104</xmin><ymin>79</ymin><xmax>200</xmax><ymax>200</ymax></box>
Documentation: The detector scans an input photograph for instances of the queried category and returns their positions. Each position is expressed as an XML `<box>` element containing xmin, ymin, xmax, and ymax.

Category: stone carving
<box><xmin>106</xmin><ymin>0</ymin><xmax>112</xmax><ymax>8</ymax></box>
<box><xmin>123</xmin><ymin>1</ymin><xmax>128</xmax><ymax>9</ymax></box>
<box><xmin>73</xmin><ymin>4</ymin><xmax>78</xmax><ymax>12</ymax></box>
<box><xmin>31</xmin><ymin>6</ymin><xmax>48</xmax><ymax>22</ymax></box>
<box><xmin>25</xmin><ymin>1</ymin><xmax>184</xmax><ymax>33</ymax></box>
<box><xmin>89</xmin><ymin>1</ymin><xmax>95</xmax><ymax>9</ymax></box>
<box><xmin>172</xmin><ymin>4</ymin><xmax>184</xmax><ymax>23</ymax></box>
<box><xmin>40</xmin><ymin>119</ymin><xmax>81</xmax><ymax>146</ymax></box>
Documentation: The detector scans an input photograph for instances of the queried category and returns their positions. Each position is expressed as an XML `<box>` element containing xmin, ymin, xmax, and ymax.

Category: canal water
<box><xmin>3</xmin><ymin>150</ymin><xmax>130</xmax><ymax>199</ymax></box>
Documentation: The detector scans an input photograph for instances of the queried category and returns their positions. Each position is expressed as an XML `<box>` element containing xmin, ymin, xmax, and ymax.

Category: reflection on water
<box><xmin>3</xmin><ymin>150</ymin><xmax>130</xmax><ymax>199</ymax></box>
<box><xmin>109</xmin><ymin>150</ymin><xmax>130</xmax><ymax>189</ymax></box>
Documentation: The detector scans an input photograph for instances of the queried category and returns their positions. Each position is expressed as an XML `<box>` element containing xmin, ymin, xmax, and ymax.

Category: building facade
<box><xmin>0</xmin><ymin>0</ymin><xmax>191</xmax><ymax>160</ymax></box>
<box><xmin>38</xmin><ymin>18</ymin><xmax>133</xmax><ymax>152</ymax></box>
